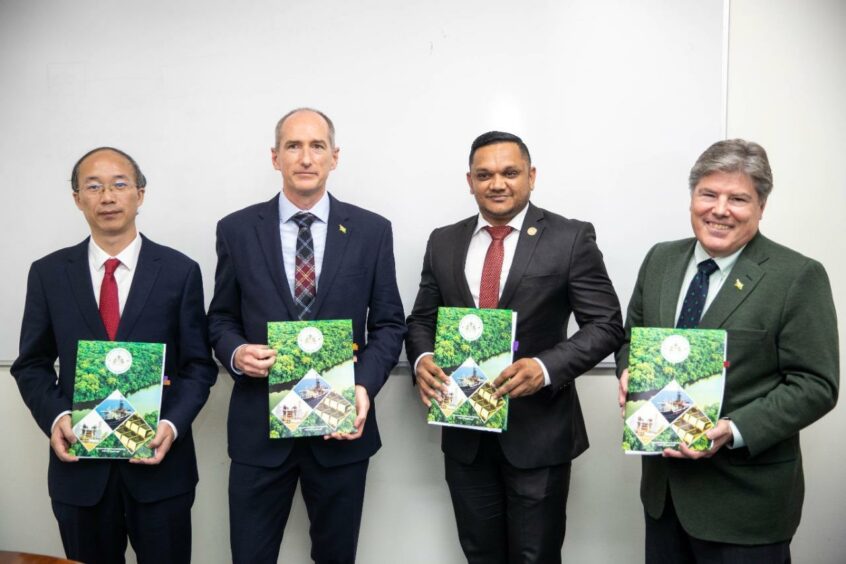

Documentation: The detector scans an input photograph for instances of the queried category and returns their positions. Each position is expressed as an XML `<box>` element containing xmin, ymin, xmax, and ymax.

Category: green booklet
<box><xmin>428</xmin><ymin>307</ymin><xmax>516</xmax><ymax>432</ymax></box>
<box><xmin>268</xmin><ymin>320</ymin><xmax>357</xmax><ymax>438</ymax></box>
<box><xmin>69</xmin><ymin>340</ymin><xmax>165</xmax><ymax>459</ymax></box>
<box><xmin>622</xmin><ymin>327</ymin><xmax>727</xmax><ymax>454</ymax></box>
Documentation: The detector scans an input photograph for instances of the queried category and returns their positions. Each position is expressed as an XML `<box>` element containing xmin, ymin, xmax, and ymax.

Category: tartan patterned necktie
<box><xmin>478</xmin><ymin>225</ymin><xmax>513</xmax><ymax>309</ymax></box>
<box><xmin>676</xmin><ymin>258</ymin><xmax>719</xmax><ymax>328</ymax></box>
<box><xmin>292</xmin><ymin>212</ymin><xmax>317</xmax><ymax>319</ymax></box>
<box><xmin>99</xmin><ymin>258</ymin><xmax>121</xmax><ymax>340</ymax></box>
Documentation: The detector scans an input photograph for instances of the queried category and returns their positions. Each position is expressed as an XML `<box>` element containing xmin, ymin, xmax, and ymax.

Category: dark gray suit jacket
<box><xmin>406</xmin><ymin>203</ymin><xmax>623</xmax><ymax>468</ymax></box>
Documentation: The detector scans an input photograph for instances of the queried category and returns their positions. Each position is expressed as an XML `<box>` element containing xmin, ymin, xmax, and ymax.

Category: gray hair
<box><xmin>689</xmin><ymin>139</ymin><xmax>773</xmax><ymax>202</ymax></box>
<box><xmin>274</xmin><ymin>107</ymin><xmax>336</xmax><ymax>149</ymax></box>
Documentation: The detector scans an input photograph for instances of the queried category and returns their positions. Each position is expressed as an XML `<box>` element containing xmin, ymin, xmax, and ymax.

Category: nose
<box><xmin>490</xmin><ymin>173</ymin><xmax>507</xmax><ymax>190</ymax></box>
<box><xmin>301</xmin><ymin>149</ymin><xmax>312</xmax><ymax>167</ymax></box>
<box><xmin>713</xmin><ymin>196</ymin><xmax>729</xmax><ymax>216</ymax></box>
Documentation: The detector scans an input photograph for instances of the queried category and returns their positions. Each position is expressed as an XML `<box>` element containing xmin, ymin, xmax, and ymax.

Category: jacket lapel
<box><xmin>660</xmin><ymin>241</ymin><xmax>694</xmax><ymax>327</ymax></box>
<box><xmin>255</xmin><ymin>195</ymin><xmax>298</xmax><ymax>320</ymax></box>
<box><xmin>699</xmin><ymin>235</ymin><xmax>767</xmax><ymax>329</ymax></box>
<box><xmin>454</xmin><ymin>216</ymin><xmax>477</xmax><ymax>307</ymax></box>
<box><xmin>66</xmin><ymin>238</ymin><xmax>108</xmax><ymax>339</ymax></box>
<box><xmin>117</xmin><ymin>234</ymin><xmax>160</xmax><ymax>340</ymax></box>
<box><xmin>311</xmin><ymin>195</ymin><xmax>351</xmax><ymax>319</ymax></box>
<box><xmin>499</xmin><ymin>204</ymin><xmax>543</xmax><ymax>309</ymax></box>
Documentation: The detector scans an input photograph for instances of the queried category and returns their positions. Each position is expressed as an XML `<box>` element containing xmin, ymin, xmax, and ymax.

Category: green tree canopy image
<box><xmin>434</xmin><ymin>308</ymin><xmax>514</xmax><ymax>371</ymax></box>
<box><xmin>627</xmin><ymin>328</ymin><xmax>725</xmax><ymax>393</ymax></box>
<box><xmin>73</xmin><ymin>341</ymin><xmax>165</xmax><ymax>403</ymax></box>
<box><xmin>268</xmin><ymin>320</ymin><xmax>354</xmax><ymax>385</ymax></box>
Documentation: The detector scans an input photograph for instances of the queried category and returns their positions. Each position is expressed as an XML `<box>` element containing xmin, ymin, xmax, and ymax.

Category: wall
<box><xmin>1</xmin><ymin>0</ymin><xmax>844</xmax><ymax>562</ymax></box>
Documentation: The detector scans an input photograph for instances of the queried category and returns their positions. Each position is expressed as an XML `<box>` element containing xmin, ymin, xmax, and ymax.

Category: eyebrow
<box><xmin>83</xmin><ymin>174</ymin><xmax>131</xmax><ymax>182</ymax></box>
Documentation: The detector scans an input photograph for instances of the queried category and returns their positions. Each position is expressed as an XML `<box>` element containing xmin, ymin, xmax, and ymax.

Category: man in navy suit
<box><xmin>11</xmin><ymin>147</ymin><xmax>218</xmax><ymax>564</ymax></box>
<box><xmin>208</xmin><ymin>108</ymin><xmax>405</xmax><ymax>564</ymax></box>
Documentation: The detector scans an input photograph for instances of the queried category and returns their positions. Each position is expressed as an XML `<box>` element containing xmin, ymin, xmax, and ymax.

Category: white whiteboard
<box><xmin>0</xmin><ymin>0</ymin><xmax>725</xmax><ymax>361</ymax></box>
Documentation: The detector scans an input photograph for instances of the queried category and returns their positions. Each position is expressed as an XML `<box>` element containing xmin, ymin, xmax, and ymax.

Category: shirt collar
<box><xmin>473</xmin><ymin>204</ymin><xmax>530</xmax><ymax>235</ymax></box>
<box><xmin>279</xmin><ymin>190</ymin><xmax>330</xmax><ymax>224</ymax></box>
<box><xmin>88</xmin><ymin>233</ymin><xmax>143</xmax><ymax>271</ymax></box>
<box><xmin>693</xmin><ymin>240</ymin><xmax>745</xmax><ymax>274</ymax></box>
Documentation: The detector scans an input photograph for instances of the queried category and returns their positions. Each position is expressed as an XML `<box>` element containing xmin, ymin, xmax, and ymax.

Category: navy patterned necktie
<box><xmin>676</xmin><ymin>258</ymin><xmax>719</xmax><ymax>328</ymax></box>
<box><xmin>292</xmin><ymin>212</ymin><xmax>317</xmax><ymax>320</ymax></box>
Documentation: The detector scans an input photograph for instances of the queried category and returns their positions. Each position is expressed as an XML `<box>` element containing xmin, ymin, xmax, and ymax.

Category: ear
<box><xmin>136</xmin><ymin>187</ymin><xmax>145</xmax><ymax>207</ymax></box>
<box><xmin>270</xmin><ymin>147</ymin><xmax>281</xmax><ymax>171</ymax></box>
<box><xmin>330</xmin><ymin>145</ymin><xmax>340</xmax><ymax>170</ymax></box>
<box><xmin>466</xmin><ymin>172</ymin><xmax>474</xmax><ymax>193</ymax></box>
<box><xmin>528</xmin><ymin>166</ymin><xmax>537</xmax><ymax>190</ymax></box>
<box><xmin>73</xmin><ymin>190</ymin><xmax>82</xmax><ymax>210</ymax></box>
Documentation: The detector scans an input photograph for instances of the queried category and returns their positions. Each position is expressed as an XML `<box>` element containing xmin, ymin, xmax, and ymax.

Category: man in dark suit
<box><xmin>616</xmin><ymin>139</ymin><xmax>839</xmax><ymax>563</ymax></box>
<box><xmin>405</xmin><ymin>131</ymin><xmax>624</xmax><ymax>563</ymax></box>
<box><xmin>208</xmin><ymin>108</ymin><xmax>405</xmax><ymax>564</ymax></box>
<box><xmin>11</xmin><ymin>147</ymin><xmax>218</xmax><ymax>564</ymax></box>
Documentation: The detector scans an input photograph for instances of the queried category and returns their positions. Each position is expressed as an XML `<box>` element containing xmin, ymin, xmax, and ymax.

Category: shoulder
<box><xmin>332</xmin><ymin>197</ymin><xmax>392</xmax><ymax>230</ymax></box>
<box><xmin>30</xmin><ymin>240</ymin><xmax>87</xmax><ymax>271</ymax></box>
<box><xmin>426</xmin><ymin>215</ymin><xmax>476</xmax><ymax>242</ymax></box>
<box><xmin>217</xmin><ymin>197</ymin><xmax>276</xmax><ymax>231</ymax></box>
<box><xmin>751</xmin><ymin>234</ymin><xmax>828</xmax><ymax>279</ymax></box>
<box><xmin>139</xmin><ymin>236</ymin><xmax>201</xmax><ymax>274</ymax></box>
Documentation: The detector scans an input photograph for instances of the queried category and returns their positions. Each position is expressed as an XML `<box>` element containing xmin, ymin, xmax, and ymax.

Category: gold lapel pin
<box><xmin>527</xmin><ymin>227</ymin><xmax>537</xmax><ymax>236</ymax></box>
<box><xmin>734</xmin><ymin>279</ymin><xmax>744</xmax><ymax>290</ymax></box>
<box><xmin>339</xmin><ymin>224</ymin><xmax>347</xmax><ymax>234</ymax></box>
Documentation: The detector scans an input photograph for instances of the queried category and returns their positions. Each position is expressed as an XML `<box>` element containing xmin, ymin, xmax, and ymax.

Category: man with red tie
<box><xmin>406</xmin><ymin>131</ymin><xmax>624</xmax><ymax>563</ymax></box>
<box><xmin>11</xmin><ymin>147</ymin><xmax>217</xmax><ymax>564</ymax></box>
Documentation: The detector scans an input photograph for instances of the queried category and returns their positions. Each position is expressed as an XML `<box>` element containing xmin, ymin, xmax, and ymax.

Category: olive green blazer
<box><xmin>616</xmin><ymin>232</ymin><xmax>839</xmax><ymax>544</ymax></box>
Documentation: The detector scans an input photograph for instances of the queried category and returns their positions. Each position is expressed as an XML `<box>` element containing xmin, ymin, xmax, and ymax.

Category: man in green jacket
<box><xmin>616</xmin><ymin>139</ymin><xmax>839</xmax><ymax>563</ymax></box>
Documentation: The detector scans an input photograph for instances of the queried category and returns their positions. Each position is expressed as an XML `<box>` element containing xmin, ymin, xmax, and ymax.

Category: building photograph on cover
<box><xmin>622</xmin><ymin>328</ymin><xmax>726</xmax><ymax>454</ymax></box>
<box><xmin>268</xmin><ymin>320</ymin><xmax>357</xmax><ymax>439</ymax></box>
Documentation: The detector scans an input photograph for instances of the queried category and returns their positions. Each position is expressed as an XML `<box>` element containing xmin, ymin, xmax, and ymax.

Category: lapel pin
<box><xmin>527</xmin><ymin>227</ymin><xmax>537</xmax><ymax>236</ymax></box>
<box><xmin>734</xmin><ymin>279</ymin><xmax>744</xmax><ymax>290</ymax></box>
<box><xmin>339</xmin><ymin>224</ymin><xmax>347</xmax><ymax>234</ymax></box>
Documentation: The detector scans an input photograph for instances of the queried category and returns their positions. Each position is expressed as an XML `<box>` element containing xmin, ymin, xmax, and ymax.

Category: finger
<box><xmin>418</xmin><ymin>385</ymin><xmax>432</xmax><ymax>407</ymax></box>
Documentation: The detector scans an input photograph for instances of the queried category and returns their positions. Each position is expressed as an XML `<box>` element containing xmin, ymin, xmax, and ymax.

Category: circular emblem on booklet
<box><xmin>297</xmin><ymin>326</ymin><xmax>324</xmax><ymax>353</ymax></box>
<box><xmin>660</xmin><ymin>335</ymin><xmax>691</xmax><ymax>364</ymax></box>
<box><xmin>458</xmin><ymin>314</ymin><xmax>484</xmax><ymax>342</ymax></box>
<box><xmin>105</xmin><ymin>347</ymin><xmax>133</xmax><ymax>375</ymax></box>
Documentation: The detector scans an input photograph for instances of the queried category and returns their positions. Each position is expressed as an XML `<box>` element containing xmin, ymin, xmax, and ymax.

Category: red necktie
<box><xmin>99</xmin><ymin>258</ymin><xmax>121</xmax><ymax>340</ymax></box>
<box><xmin>478</xmin><ymin>226</ymin><xmax>512</xmax><ymax>308</ymax></box>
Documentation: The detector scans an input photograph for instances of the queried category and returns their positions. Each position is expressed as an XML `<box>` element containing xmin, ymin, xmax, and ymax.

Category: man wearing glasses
<box><xmin>11</xmin><ymin>147</ymin><xmax>217</xmax><ymax>564</ymax></box>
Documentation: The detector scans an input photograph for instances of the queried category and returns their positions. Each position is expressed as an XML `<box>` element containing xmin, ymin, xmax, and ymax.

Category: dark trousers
<box><xmin>51</xmin><ymin>463</ymin><xmax>194</xmax><ymax>564</ymax></box>
<box><xmin>229</xmin><ymin>440</ymin><xmax>369</xmax><ymax>564</ymax></box>
<box><xmin>645</xmin><ymin>488</ymin><xmax>791</xmax><ymax>564</ymax></box>
<box><xmin>444</xmin><ymin>434</ymin><xmax>572</xmax><ymax>564</ymax></box>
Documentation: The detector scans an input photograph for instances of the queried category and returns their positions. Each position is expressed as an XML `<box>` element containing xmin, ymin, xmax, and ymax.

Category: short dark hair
<box><xmin>71</xmin><ymin>147</ymin><xmax>147</xmax><ymax>192</ymax></box>
<box><xmin>469</xmin><ymin>131</ymin><xmax>531</xmax><ymax>168</ymax></box>
<box><xmin>274</xmin><ymin>107</ymin><xmax>336</xmax><ymax>149</ymax></box>
<box><xmin>689</xmin><ymin>139</ymin><xmax>773</xmax><ymax>203</ymax></box>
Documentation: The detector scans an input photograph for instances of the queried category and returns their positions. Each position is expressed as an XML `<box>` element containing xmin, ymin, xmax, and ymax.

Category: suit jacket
<box><xmin>208</xmin><ymin>193</ymin><xmax>405</xmax><ymax>468</ymax></box>
<box><xmin>11</xmin><ymin>235</ymin><xmax>218</xmax><ymax>506</ymax></box>
<box><xmin>406</xmin><ymin>203</ymin><xmax>624</xmax><ymax>468</ymax></box>
<box><xmin>616</xmin><ymin>232</ymin><xmax>839</xmax><ymax>544</ymax></box>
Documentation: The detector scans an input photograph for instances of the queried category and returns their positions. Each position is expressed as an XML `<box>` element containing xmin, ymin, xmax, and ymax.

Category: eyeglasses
<box><xmin>77</xmin><ymin>181</ymin><xmax>137</xmax><ymax>195</ymax></box>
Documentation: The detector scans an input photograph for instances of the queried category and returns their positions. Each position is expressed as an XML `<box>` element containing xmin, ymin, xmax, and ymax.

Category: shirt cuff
<box><xmin>160</xmin><ymin>419</ymin><xmax>178</xmax><ymax>440</ymax></box>
<box><xmin>230</xmin><ymin>344</ymin><xmax>246</xmax><ymax>375</ymax></box>
<box><xmin>533</xmin><ymin>357</ymin><xmax>551</xmax><ymax>387</ymax></box>
<box><xmin>727</xmin><ymin>419</ymin><xmax>745</xmax><ymax>449</ymax></box>
<box><xmin>51</xmin><ymin>411</ymin><xmax>72</xmax><ymax>433</ymax></box>
<box><xmin>413</xmin><ymin>352</ymin><xmax>434</xmax><ymax>376</ymax></box>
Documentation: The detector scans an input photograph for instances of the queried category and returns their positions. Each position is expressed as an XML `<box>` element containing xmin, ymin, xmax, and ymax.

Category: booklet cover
<box><xmin>268</xmin><ymin>319</ymin><xmax>357</xmax><ymax>438</ymax></box>
<box><xmin>428</xmin><ymin>307</ymin><xmax>516</xmax><ymax>432</ymax></box>
<box><xmin>622</xmin><ymin>327</ymin><xmax>727</xmax><ymax>454</ymax></box>
<box><xmin>68</xmin><ymin>340</ymin><xmax>165</xmax><ymax>459</ymax></box>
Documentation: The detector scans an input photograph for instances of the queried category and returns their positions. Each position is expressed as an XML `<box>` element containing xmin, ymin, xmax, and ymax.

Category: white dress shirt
<box><xmin>675</xmin><ymin>241</ymin><xmax>747</xmax><ymax>448</ymax></box>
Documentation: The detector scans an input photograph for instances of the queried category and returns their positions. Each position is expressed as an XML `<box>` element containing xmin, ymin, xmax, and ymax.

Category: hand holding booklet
<box><xmin>622</xmin><ymin>327</ymin><xmax>727</xmax><ymax>454</ymax></box>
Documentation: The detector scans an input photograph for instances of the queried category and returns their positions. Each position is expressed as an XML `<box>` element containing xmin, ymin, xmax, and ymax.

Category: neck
<box><xmin>282</xmin><ymin>187</ymin><xmax>326</xmax><ymax>211</ymax></box>
<box><xmin>91</xmin><ymin>229</ymin><xmax>137</xmax><ymax>257</ymax></box>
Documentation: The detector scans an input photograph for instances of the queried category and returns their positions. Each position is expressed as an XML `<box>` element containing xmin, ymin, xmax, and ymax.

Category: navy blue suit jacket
<box><xmin>208</xmin><ymin>193</ymin><xmax>405</xmax><ymax>468</ymax></box>
<box><xmin>11</xmin><ymin>235</ymin><xmax>218</xmax><ymax>506</ymax></box>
